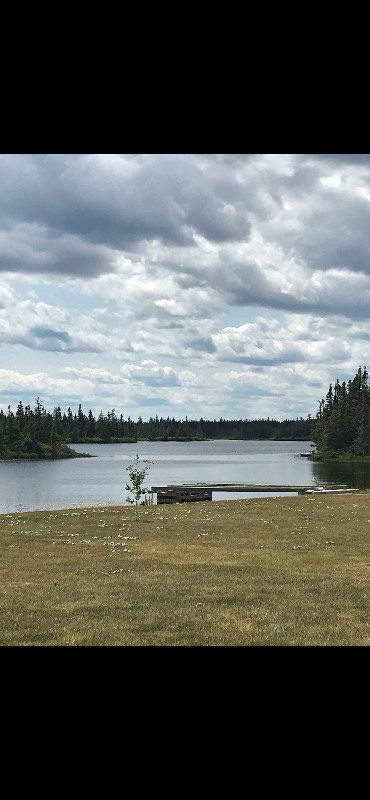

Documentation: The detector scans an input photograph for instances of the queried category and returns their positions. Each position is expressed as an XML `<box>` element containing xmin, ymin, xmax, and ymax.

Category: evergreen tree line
<box><xmin>312</xmin><ymin>366</ymin><xmax>370</xmax><ymax>458</ymax></box>
<box><xmin>0</xmin><ymin>398</ymin><xmax>313</xmax><ymax>459</ymax></box>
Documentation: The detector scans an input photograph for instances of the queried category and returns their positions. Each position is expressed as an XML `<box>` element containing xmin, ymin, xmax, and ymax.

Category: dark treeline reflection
<box><xmin>313</xmin><ymin>459</ymin><xmax>370</xmax><ymax>489</ymax></box>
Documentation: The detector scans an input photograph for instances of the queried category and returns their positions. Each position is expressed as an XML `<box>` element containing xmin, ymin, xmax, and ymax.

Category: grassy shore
<box><xmin>2</xmin><ymin>493</ymin><xmax>370</xmax><ymax>646</ymax></box>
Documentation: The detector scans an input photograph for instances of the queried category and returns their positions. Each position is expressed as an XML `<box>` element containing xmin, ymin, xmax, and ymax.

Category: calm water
<box><xmin>0</xmin><ymin>439</ymin><xmax>363</xmax><ymax>515</ymax></box>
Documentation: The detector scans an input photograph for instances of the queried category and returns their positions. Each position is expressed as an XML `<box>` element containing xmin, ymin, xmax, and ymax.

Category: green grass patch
<box><xmin>2</xmin><ymin>493</ymin><xmax>370</xmax><ymax>646</ymax></box>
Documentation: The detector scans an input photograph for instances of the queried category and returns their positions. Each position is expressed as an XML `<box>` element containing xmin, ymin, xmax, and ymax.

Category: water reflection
<box><xmin>0</xmin><ymin>439</ymin><xmax>330</xmax><ymax>514</ymax></box>
<box><xmin>313</xmin><ymin>459</ymin><xmax>370</xmax><ymax>489</ymax></box>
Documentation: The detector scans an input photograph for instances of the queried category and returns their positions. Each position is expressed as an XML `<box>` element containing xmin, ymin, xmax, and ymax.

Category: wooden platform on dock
<box><xmin>154</xmin><ymin>487</ymin><xmax>213</xmax><ymax>504</ymax></box>
<box><xmin>151</xmin><ymin>483</ymin><xmax>358</xmax><ymax>503</ymax></box>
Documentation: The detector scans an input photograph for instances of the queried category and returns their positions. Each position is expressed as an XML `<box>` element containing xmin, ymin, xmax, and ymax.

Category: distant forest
<box><xmin>0</xmin><ymin>398</ymin><xmax>313</xmax><ymax>460</ymax></box>
<box><xmin>312</xmin><ymin>366</ymin><xmax>370</xmax><ymax>458</ymax></box>
<box><xmin>3</xmin><ymin>365</ymin><xmax>369</xmax><ymax>460</ymax></box>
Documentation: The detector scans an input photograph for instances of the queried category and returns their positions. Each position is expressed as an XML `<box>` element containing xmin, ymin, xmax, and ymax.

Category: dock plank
<box><xmin>152</xmin><ymin>484</ymin><xmax>354</xmax><ymax>492</ymax></box>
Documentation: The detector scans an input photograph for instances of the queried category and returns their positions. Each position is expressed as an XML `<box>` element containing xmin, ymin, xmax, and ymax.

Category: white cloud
<box><xmin>0</xmin><ymin>368</ymin><xmax>94</xmax><ymax>397</ymax></box>
<box><xmin>2</xmin><ymin>153</ymin><xmax>370</xmax><ymax>420</ymax></box>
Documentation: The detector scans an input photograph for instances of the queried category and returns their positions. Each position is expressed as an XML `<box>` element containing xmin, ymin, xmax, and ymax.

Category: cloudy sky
<box><xmin>1</xmin><ymin>153</ymin><xmax>369</xmax><ymax>422</ymax></box>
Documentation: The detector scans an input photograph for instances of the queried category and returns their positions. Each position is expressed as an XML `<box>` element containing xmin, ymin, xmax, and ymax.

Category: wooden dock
<box><xmin>151</xmin><ymin>483</ymin><xmax>358</xmax><ymax>504</ymax></box>
<box><xmin>153</xmin><ymin>487</ymin><xmax>213</xmax><ymax>504</ymax></box>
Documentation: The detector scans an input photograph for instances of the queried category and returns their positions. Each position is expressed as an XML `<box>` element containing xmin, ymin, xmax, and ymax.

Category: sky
<box><xmin>1</xmin><ymin>152</ymin><xmax>370</xmax><ymax>422</ymax></box>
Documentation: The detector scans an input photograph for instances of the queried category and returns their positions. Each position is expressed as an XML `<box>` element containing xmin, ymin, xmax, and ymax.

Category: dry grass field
<box><xmin>2</xmin><ymin>492</ymin><xmax>370</xmax><ymax>646</ymax></box>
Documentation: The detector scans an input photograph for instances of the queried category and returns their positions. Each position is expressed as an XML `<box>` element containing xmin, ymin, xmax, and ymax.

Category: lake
<box><xmin>0</xmin><ymin>439</ymin><xmax>366</xmax><ymax>514</ymax></box>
